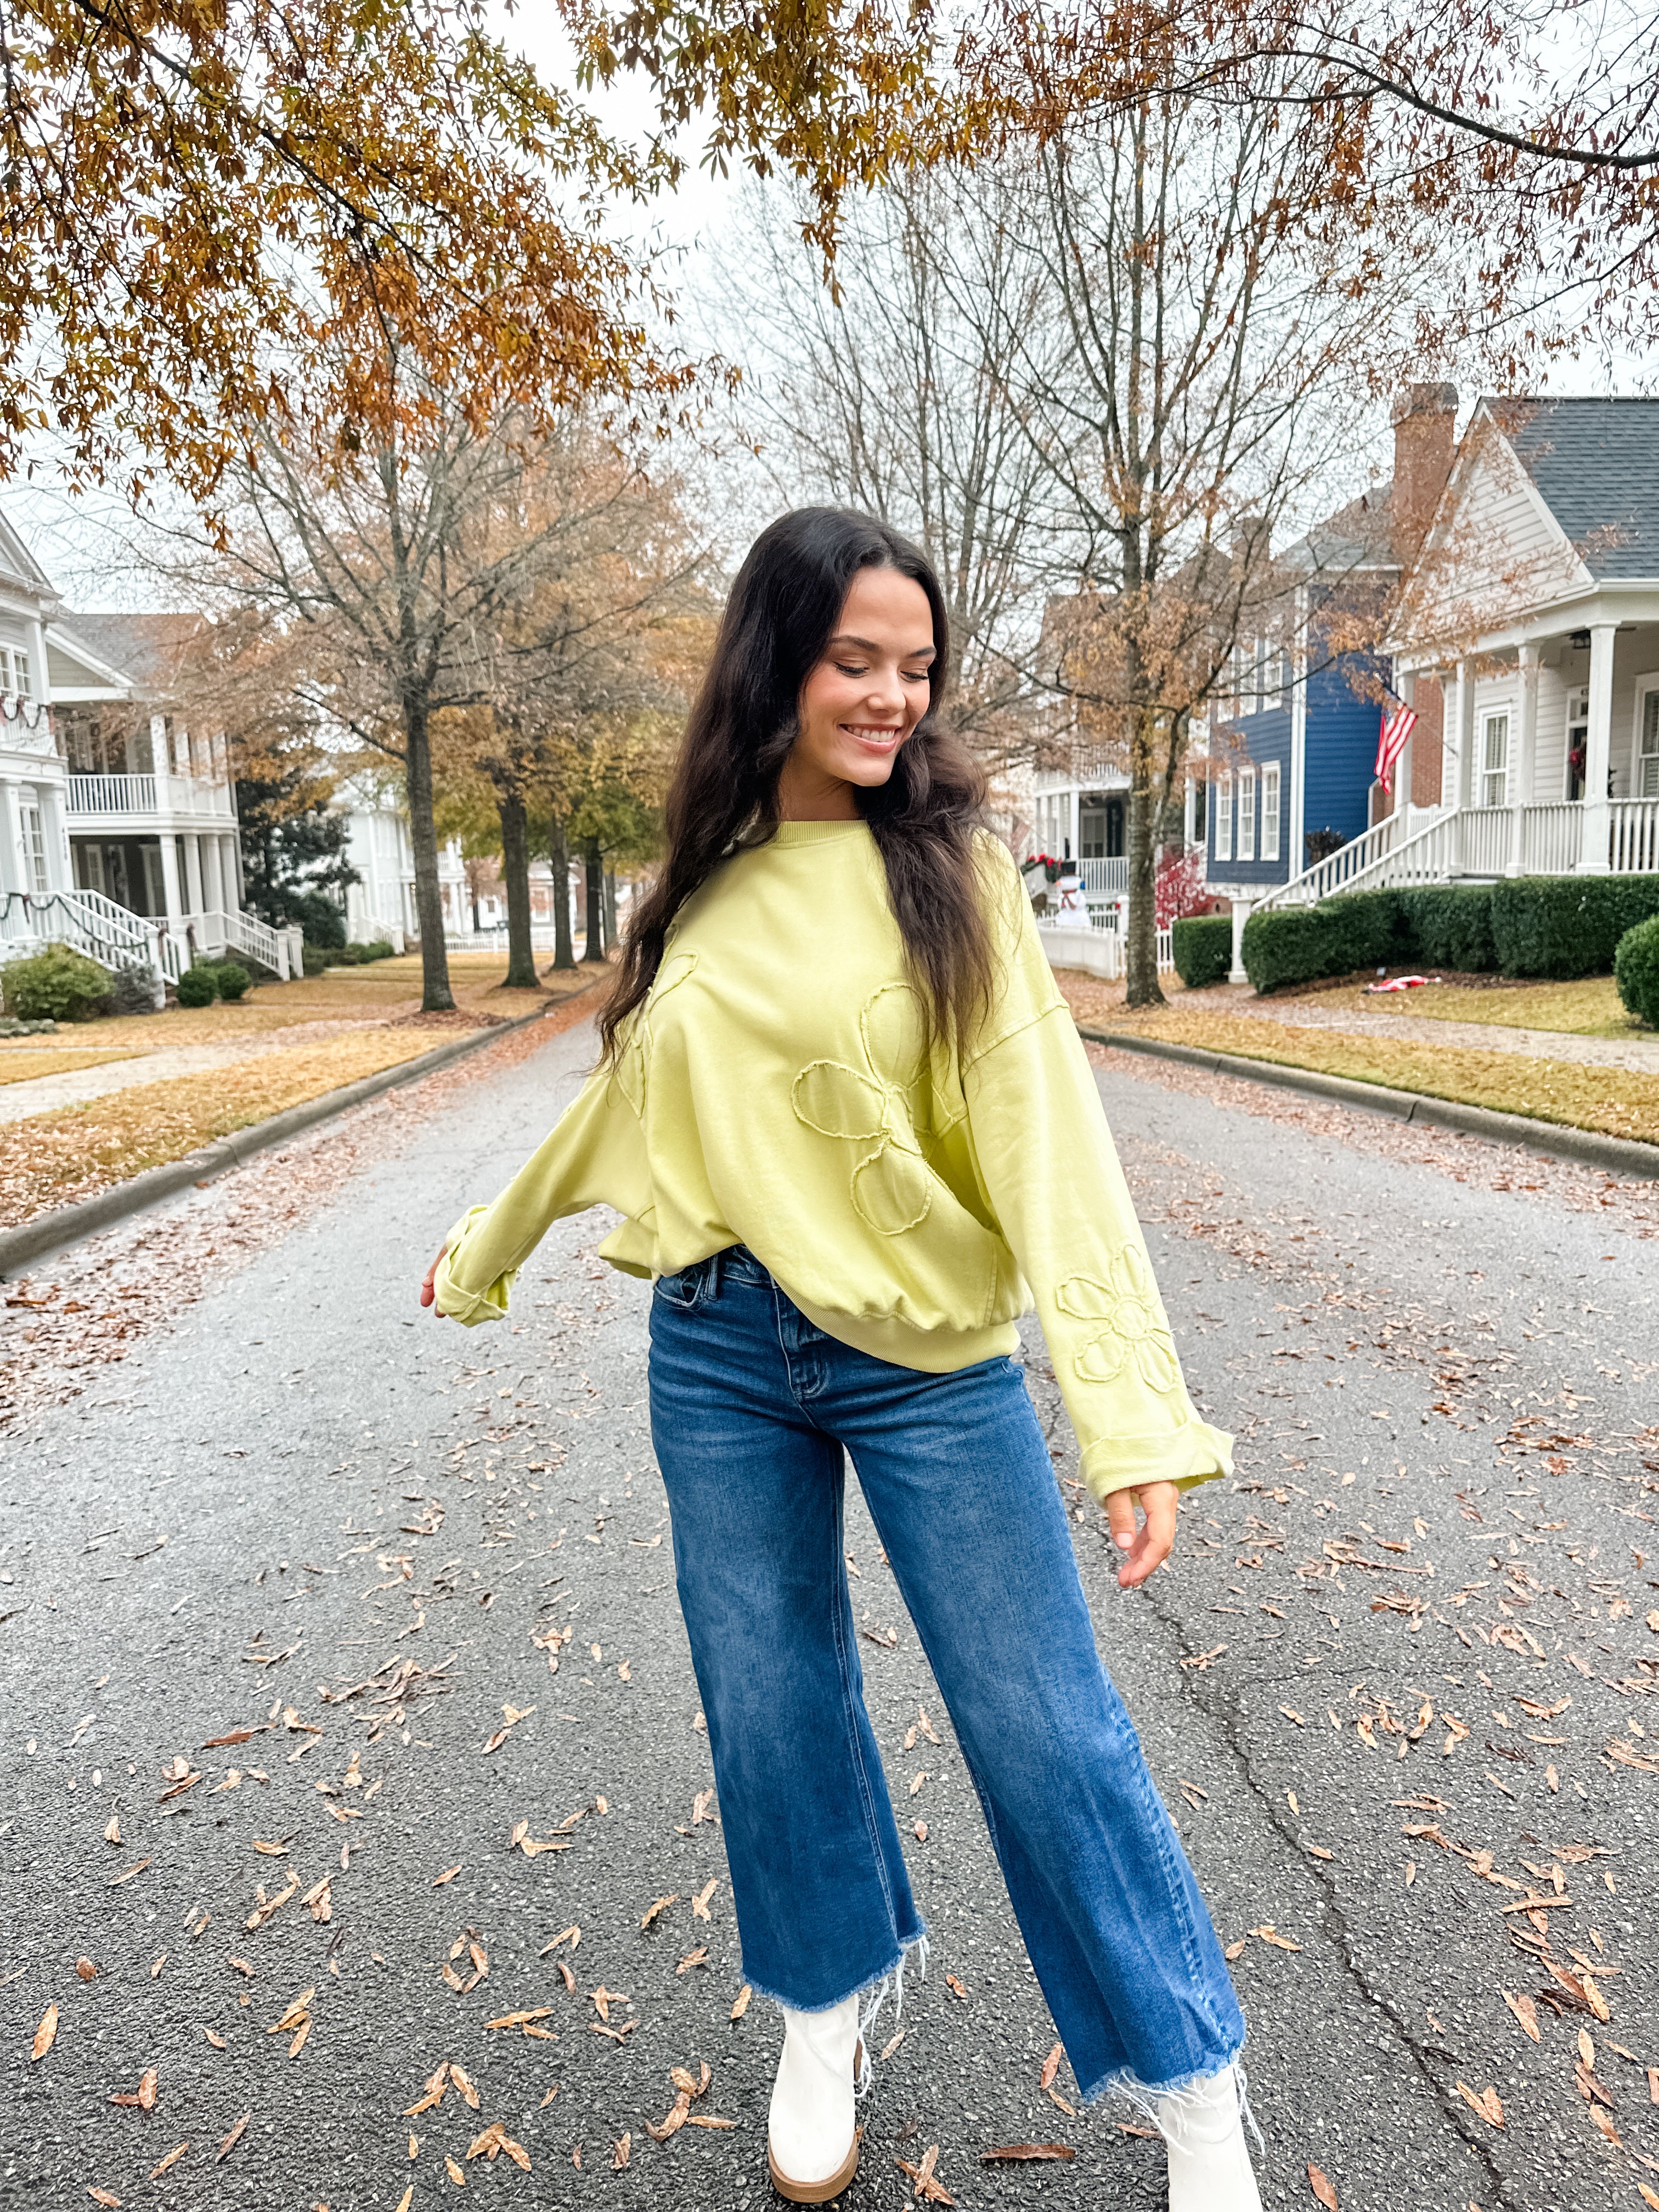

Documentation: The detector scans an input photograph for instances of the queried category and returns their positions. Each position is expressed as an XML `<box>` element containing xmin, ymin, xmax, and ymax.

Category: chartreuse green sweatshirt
<box><xmin>435</xmin><ymin>821</ymin><xmax>1232</xmax><ymax>1501</ymax></box>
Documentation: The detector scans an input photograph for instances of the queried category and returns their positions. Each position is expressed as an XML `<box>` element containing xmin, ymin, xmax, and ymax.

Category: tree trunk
<box><xmin>403</xmin><ymin>690</ymin><xmax>455</xmax><ymax>1012</ymax></box>
<box><xmin>470</xmin><ymin>882</ymin><xmax>481</xmax><ymax>934</ymax></box>
<box><xmin>498</xmin><ymin>788</ymin><xmax>540</xmax><ymax>990</ymax></box>
<box><xmin>603</xmin><ymin>868</ymin><xmax>618</xmax><ymax>950</ymax></box>
<box><xmin>547</xmin><ymin>816</ymin><xmax>576</xmax><ymax>970</ymax></box>
<box><xmin>583</xmin><ymin>836</ymin><xmax>605</xmax><ymax>963</ymax></box>
<box><xmin>1124</xmin><ymin>711</ymin><xmax>1166</xmax><ymax>1009</ymax></box>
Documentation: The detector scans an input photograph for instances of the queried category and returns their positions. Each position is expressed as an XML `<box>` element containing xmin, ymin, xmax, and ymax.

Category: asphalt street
<box><xmin>2</xmin><ymin>1010</ymin><xmax>1656</xmax><ymax>2212</ymax></box>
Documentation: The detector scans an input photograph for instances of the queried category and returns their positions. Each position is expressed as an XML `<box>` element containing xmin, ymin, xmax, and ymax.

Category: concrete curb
<box><xmin>0</xmin><ymin>989</ymin><xmax>597</xmax><ymax>1277</ymax></box>
<box><xmin>1078</xmin><ymin>1025</ymin><xmax>1659</xmax><ymax>1183</ymax></box>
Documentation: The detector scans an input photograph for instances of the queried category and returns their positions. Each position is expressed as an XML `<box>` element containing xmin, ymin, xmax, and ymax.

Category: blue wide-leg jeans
<box><xmin>647</xmin><ymin>1245</ymin><xmax>1245</xmax><ymax>2101</ymax></box>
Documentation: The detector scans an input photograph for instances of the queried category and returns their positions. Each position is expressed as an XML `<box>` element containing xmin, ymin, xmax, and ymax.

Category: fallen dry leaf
<box><xmin>76</xmin><ymin>1957</ymin><xmax>96</xmax><ymax>1982</ymax></box>
<box><xmin>445</xmin><ymin>2153</ymin><xmax>465</xmax><ymax>2184</ymax></box>
<box><xmin>103</xmin><ymin>1816</ymin><xmax>120</xmax><ymax>1846</ymax></box>
<box><xmin>946</xmin><ymin>1973</ymin><xmax>969</xmax><ymax>2002</ymax></box>
<box><xmin>109</xmin><ymin>1858</ymin><xmax>150</xmax><ymax>1887</ymax></box>
<box><xmin>731</xmin><ymin>1984</ymin><xmax>752</xmax><ymax>2022</ymax></box>
<box><xmin>677</xmin><ymin>1947</ymin><xmax>708</xmax><ymax>1975</ymax></box>
<box><xmin>217</xmin><ymin>2112</ymin><xmax>250</xmax><ymax>2163</ymax></box>
<box><xmin>980</xmin><ymin>2145</ymin><xmax>1075</xmax><ymax>2164</ymax></box>
<box><xmin>691</xmin><ymin>1879</ymin><xmax>718</xmax><ymax>1921</ymax></box>
<box><xmin>1454</xmin><ymin>2082</ymin><xmax>1504</xmax><ymax>2129</ymax></box>
<box><xmin>895</xmin><ymin>2144</ymin><xmax>955</xmax><ymax>2207</ymax></box>
<box><xmin>613</xmin><ymin>2135</ymin><xmax>631</xmax><ymax>2170</ymax></box>
<box><xmin>1502</xmin><ymin>1990</ymin><xmax>1541</xmax><ymax>2043</ymax></box>
<box><xmin>432</xmin><ymin>1864</ymin><xmax>462</xmax><ymax>1887</ymax></box>
<box><xmin>1308</xmin><ymin>2162</ymin><xmax>1339</xmax><ymax>2209</ymax></box>
<box><xmin>402</xmin><ymin>2061</ymin><xmax>449</xmax><ymax>2115</ymax></box>
<box><xmin>138</xmin><ymin>2069</ymin><xmax>157</xmax><ymax>2112</ymax></box>
<box><xmin>87</xmin><ymin>2191</ymin><xmax>121</xmax><ymax>2208</ymax></box>
<box><xmin>1040</xmin><ymin>2042</ymin><xmax>1063</xmax><ymax>2093</ymax></box>
<box><xmin>148</xmin><ymin>2144</ymin><xmax>188</xmax><ymax>2179</ymax></box>
<box><xmin>31</xmin><ymin>2004</ymin><xmax>58</xmax><ymax>2060</ymax></box>
<box><xmin>202</xmin><ymin>2029</ymin><xmax>227</xmax><ymax>2051</ymax></box>
<box><xmin>449</xmin><ymin>2062</ymin><xmax>480</xmax><ymax>2110</ymax></box>
<box><xmin>396</xmin><ymin>2191</ymin><xmax>414</xmax><ymax>2212</ymax></box>
<box><xmin>1248</xmin><ymin>1924</ymin><xmax>1302</xmax><ymax>1953</ymax></box>
<box><xmin>640</xmin><ymin>1893</ymin><xmax>678</xmax><ymax>1931</ymax></box>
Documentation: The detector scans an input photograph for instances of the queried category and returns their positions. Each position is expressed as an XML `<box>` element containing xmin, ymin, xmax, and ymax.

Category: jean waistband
<box><xmin>665</xmin><ymin>1244</ymin><xmax>771</xmax><ymax>1301</ymax></box>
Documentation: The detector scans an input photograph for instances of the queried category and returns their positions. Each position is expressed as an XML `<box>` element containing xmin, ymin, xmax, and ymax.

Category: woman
<box><xmin>421</xmin><ymin>509</ymin><xmax>1260</xmax><ymax>2210</ymax></box>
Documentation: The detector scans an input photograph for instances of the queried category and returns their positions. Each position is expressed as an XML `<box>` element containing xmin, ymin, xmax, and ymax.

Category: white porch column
<box><xmin>1228</xmin><ymin>898</ymin><xmax>1252</xmax><ymax>985</ymax></box>
<box><xmin>1067</xmin><ymin>786</ymin><xmax>1079</xmax><ymax>862</ymax></box>
<box><xmin>0</xmin><ymin>777</ymin><xmax>22</xmax><ymax>896</ymax></box>
<box><xmin>1508</xmin><ymin>642</ymin><xmax>1538</xmax><ymax>876</ymax></box>
<box><xmin>1577</xmin><ymin>622</ymin><xmax>1616</xmax><ymax>874</ymax></box>
<box><xmin>201</xmin><ymin>834</ymin><xmax>225</xmax><ymax>915</ymax></box>
<box><xmin>1444</xmin><ymin>659</ymin><xmax>1474</xmax><ymax>810</ymax></box>
<box><xmin>158</xmin><ymin>832</ymin><xmax>183</xmax><ymax>922</ymax></box>
<box><xmin>1183</xmin><ymin>775</ymin><xmax>1196</xmax><ymax>847</ymax></box>
<box><xmin>182</xmin><ymin>833</ymin><xmax>205</xmax><ymax>915</ymax></box>
<box><xmin>223</xmin><ymin>833</ymin><xmax>244</xmax><ymax>909</ymax></box>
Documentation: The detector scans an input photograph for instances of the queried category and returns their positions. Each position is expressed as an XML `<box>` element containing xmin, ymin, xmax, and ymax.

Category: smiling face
<box><xmin>777</xmin><ymin>564</ymin><xmax>937</xmax><ymax>820</ymax></box>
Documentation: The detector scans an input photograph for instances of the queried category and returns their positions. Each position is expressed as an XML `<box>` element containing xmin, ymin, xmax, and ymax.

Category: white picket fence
<box><xmin>1036</xmin><ymin>898</ymin><xmax>1174</xmax><ymax>981</ymax></box>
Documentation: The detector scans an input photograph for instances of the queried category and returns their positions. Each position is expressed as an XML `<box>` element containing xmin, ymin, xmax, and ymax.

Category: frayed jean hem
<box><xmin>738</xmin><ymin>1929</ymin><xmax>930</xmax><ymax>2020</ymax></box>
<box><xmin>1074</xmin><ymin>2030</ymin><xmax>1246</xmax><ymax>2113</ymax></box>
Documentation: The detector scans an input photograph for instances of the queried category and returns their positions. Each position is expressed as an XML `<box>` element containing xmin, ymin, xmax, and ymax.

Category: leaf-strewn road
<box><xmin>2</xmin><ymin>1014</ymin><xmax>1656</xmax><ymax>2211</ymax></box>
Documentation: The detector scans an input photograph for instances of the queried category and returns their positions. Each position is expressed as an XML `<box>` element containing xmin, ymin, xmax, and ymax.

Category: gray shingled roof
<box><xmin>1502</xmin><ymin>398</ymin><xmax>1659</xmax><ymax>580</ymax></box>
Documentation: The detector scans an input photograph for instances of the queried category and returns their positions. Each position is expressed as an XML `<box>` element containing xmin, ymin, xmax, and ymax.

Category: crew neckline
<box><xmin>769</xmin><ymin>819</ymin><xmax>872</xmax><ymax>847</ymax></box>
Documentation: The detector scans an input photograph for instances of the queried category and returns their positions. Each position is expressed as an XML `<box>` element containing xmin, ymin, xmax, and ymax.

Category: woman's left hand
<box><xmin>1104</xmin><ymin>1481</ymin><xmax>1179</xmax><ymax>1589</ymax></box>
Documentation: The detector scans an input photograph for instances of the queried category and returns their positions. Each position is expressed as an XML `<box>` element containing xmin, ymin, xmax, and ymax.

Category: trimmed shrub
<box><xmin>175</xmin><ymin>965</ymin><xmax>218</xmax><ymax>1007</ymax></box>
<box><xmin>1615</xmin><ymin>914</ymin><xmax>1659</xmax><ymax>1029</ymax></box>
<box><xmin>1241</xmin><ymin>890</ymin><xmax>1403</xmax><ymax>993</ymax></box>
<box><xmin>1490</xmin><ymin>873</ymin><xmax>1659</xmax><ymax>979</ymax></box>
<box><xmin>360</xmin><ymin>938</ymin><xmax>397</xmax><ymax>962</ymax></box>
<box><xmin>1395</xmin><ymin>884</ymin><xmax>1496</xmax><ymax>973</ymax></box>
<box><xmin>215</xmin><ymin>961</ymin><xmax>252</xmax><ymax>1001</ymax></box>
<box><xmin>301</xmin><ymin>943</ymin><xmax>331</xmax><ymax>977</ymax></box>
<box><xmin>1171</xmin><ymin>914</ymin><xmax>1233</xmax><ymax>989</ymax></box>
<box><xmin>1</xmin><ymin>943</ymin><xmax>112</xmax><ymax>1022</ymax></box>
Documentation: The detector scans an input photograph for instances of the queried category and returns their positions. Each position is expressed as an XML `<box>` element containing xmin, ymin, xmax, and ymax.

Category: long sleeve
<box><xmin>432</xmin><ymin>1063</ymin><xmax>652</xmax><ymax>1325</ymax></box>
<box><xmin>962</xmin><ymin>885</ymin><xmax>1233</xmax><ymax>1502</ymax></box>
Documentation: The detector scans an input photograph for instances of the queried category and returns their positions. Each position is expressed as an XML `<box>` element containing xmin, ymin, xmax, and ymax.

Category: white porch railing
<box><xmin>1611</xmin><ymin>800</ymin><xmax>1659</xmax><ymax>876</ymax></box>
<box><xmin>66</xmin><ymin>772</ymin><xmax>237</xmax><ymax>820</ymax></box>
<box><xmin>1518</xmin><ymin>802</ymin><xmax>1583</xmax><ymax>873</ymax></box>
<box><xmin>1078</xmin><ymin>857</ymin><xmax>1131</xmax><ymax>897</ymax></box>
<box><xmin>1</xmin><ymin>891</ymin><xmax>302</xmax><ymax>988</ymax></box>
<box><xmin>1255</xmin><ymin>797</ymin><xmax>1659</xmax><ymax>913</ymax></box>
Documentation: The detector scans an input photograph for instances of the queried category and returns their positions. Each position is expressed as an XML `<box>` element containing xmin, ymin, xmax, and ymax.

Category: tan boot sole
<box><xmin>768</xmin><ymin>2133</ymin><xmax>859</xmax><ymax>2204</ymax></box>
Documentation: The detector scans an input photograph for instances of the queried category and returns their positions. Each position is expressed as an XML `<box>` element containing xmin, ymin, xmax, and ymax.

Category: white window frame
<box><xmin>1635</xmin><ymin>676</ymin><xmax>1659</xmax><ymax>800</ymax></box>
<box><xmin>1261</xmin><ymin>763</ymin><xmax>1281</xmax><ymax>860</ymax></box>
<box><xmin>1237</xmin><ymin>766</ymin><xmax>1257</xmax><ymax>860</ymax></box>
<box><xmin>1215</xmin><ymin>772</ymin><xmax>1233</xmax><ymax>861</ymax></box>
<box><xmin>1480</xmin><ymin>707</ymin><xmax>1511</xmax><ymax>809</ymax></box>
<box><xmin>20</xmin><ymin>800</ymin><xmax>48</xmax><ymax>896</ymax></box>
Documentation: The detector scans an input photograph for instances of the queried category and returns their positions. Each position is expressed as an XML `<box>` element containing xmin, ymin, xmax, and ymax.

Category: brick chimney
<box><xmin>1390</xmin><ymin>383</ymin><xmax>1458</xmax><ymax>566</ymax></box>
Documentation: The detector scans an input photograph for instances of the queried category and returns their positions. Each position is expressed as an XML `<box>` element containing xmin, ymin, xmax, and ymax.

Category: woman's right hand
<box><xmin>419</xmin><ymin>1248</ymin><xmax>449</xmax><ymax>1315</ymax></box>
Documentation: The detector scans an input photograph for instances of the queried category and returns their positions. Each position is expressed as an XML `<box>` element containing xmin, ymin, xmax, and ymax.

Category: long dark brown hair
<box><xmin>601</xmin><ymin>507</ymin><xmax>994</xmax><ymax>1061</ymax></box>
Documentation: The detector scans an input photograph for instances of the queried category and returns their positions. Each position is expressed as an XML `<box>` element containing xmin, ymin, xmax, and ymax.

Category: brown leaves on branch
<box><xmin>2</xmin><ymin>0</ymin><xmax>695</xmax><ymax>503</ymax></box>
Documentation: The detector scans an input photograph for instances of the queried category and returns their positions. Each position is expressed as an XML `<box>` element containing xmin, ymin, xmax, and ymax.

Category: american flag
<box><xmin>1375</xmin><ymin>700</ymin><xmax>1418</xmax><ymax>795</ymax></box>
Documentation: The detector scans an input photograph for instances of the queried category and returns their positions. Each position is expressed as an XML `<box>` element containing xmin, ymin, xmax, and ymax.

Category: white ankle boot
<box><xmin>767</xmin><ymin>1994</ymin><xmax>861</xmax><ymax>2203</ymax></box>
<box><xmin>1154</xmin><ymin>2062</ymin><xmax>1263</xmax><ymax>2212</ymax></box>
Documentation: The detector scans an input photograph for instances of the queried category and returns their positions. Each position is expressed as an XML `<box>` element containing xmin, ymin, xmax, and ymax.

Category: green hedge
<box><xmin>1615</xmin><ymin>915</ymin><xmax>1659</xmax><ymax>1028</ymax></box>
<box><xmin>1171</xmin><ymin>915</ymin><xmax>1233</xmax><ymax>989</ymax></box>
<box><xmin>1242</xmin><ymin>872</ymin><xmax>1659</xmax><ymax>992</ymax></box>
<box><xmin>1488</xmin><ymin>874</ymin><xmax>1659</xmax><ymax>979</ymax></box>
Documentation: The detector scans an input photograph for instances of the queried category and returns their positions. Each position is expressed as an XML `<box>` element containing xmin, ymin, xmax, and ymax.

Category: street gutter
<box><xmin>0</xmin><ymin>986</ymin><xmax>602</xmax><ymax>1277</ymax></box>
<box><xmin>1078</xmin><ymin>1025</ymin><xmax>1659</xmax><ymax>1183</ymax></box>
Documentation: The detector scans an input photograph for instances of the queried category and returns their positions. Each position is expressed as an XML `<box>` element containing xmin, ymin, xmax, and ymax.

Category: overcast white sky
<box><xmin>2</xmin><ymin>12</ymin><xmax>1643</xmax><ymax>610</ymax></box>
